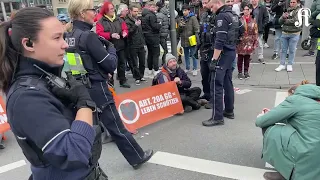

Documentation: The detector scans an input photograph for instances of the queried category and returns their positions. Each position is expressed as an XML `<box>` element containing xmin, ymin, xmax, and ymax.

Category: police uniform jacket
<box><xmin>69</xmin><ymin>20</ymin><xmax>118</xmax><ymax>106</ymax></box>
<box><xmin>6</xmin><ymin>57</ymin><xmax>95</xmax><ymax>180</ymax></box>
<box><xmin>214</xmin><ymin>5</ymin><xmax>244</xmax><ymax>51</ymax></box>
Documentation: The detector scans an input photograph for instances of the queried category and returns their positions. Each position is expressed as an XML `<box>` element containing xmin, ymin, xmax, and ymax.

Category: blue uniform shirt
<box><xmin>214</xmin><ymin>5</ymin><xmax>244</xmax><ymax>51</ymax></box>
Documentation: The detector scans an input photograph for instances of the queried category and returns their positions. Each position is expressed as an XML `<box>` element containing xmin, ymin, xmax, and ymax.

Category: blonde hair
<box><xmin>288</xmin><ymin>80</ymin><xmax>309</xmax><ymax>95</ymax></box>
<box><xmin>66</xmin><ymin>0</ymin><xmax>93</xmax><ymax>32</ymax></box>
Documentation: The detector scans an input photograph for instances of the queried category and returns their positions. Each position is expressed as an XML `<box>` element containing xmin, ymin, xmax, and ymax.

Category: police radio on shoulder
<box><xmin>33</xmin><ymin>64</ymin><xmax>68</xmax><ymax>89</ymax></box>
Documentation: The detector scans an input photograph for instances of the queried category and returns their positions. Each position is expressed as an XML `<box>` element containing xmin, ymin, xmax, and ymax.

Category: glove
<box><xmin>209</xmin><ymin>60</ymin><xmax>217</xmax><ymax>72</ymax></box>
<box><xmin>51</xmin><ymin>74</ymin><xmax>96</xmax><ymax>111</ymax></box>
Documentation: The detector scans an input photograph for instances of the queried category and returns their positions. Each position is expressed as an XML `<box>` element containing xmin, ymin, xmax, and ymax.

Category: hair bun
<box><xmin>301</xmin><ymin>80</ymin><xmax>309</xmax><ymax>85</ymax></box>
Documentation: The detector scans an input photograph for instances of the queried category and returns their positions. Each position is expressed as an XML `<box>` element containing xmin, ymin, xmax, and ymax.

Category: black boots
<box><xmin>132</xmin><ymin>149</ymin><xmax>154</xmax><ymax>170</ymax></box>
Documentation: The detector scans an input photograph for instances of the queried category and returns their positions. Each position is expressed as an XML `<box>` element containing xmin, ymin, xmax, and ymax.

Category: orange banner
<box><xmin>115</xmin><ymin>82</ymin><xmax>184</xmax><ymax>132</ymax></box>
<box><xmin>0</xmin><ymin>97</ymin><xmax>10</xmax><ymax>134</ymax></box>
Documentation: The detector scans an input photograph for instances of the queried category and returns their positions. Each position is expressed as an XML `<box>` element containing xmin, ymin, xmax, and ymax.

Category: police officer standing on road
<box><xmin>199</xmin><ymin>0</ymin><xmax>216</xmax><ymax>109</ymax></box>
<box><xmin>65</xmin><ymin>0</ymin><xmax>154</xmax><ymax>169</ymax></box>
<box><xmin>202</xmin><ymin>0</ymin><xmax>244</xmax><ymax>127</ymax></box>
<box><xmin>1</xmin><ymin>7</ymin><xmax>108</xmax><ymax>179</ymax></box>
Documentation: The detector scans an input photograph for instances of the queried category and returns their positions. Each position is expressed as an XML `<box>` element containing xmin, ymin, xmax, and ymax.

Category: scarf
<box><xmin>104</xmin><ymin>13</ymin><xmax>116</xmax><ymax>22</ymax></box>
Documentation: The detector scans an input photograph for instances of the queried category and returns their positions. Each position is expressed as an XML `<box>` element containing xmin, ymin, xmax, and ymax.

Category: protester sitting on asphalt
<box><xmin>152</xmin><ymin>54</ymin><xmax>207</xmax><ymax>113</ymax></box>
<box><xmin>256</xmin><ymin>80</ymin><xmax>320</xmax><ymax>180</ymax></box>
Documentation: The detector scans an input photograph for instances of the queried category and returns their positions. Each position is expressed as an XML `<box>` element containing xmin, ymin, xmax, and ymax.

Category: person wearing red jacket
<box><xmin>96</xmin><ymin>2</ymin><xmax>130</xmax><ymax>88</ymax></box>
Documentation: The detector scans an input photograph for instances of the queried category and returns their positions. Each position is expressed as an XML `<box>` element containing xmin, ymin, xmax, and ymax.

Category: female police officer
<box><xmin>65</xmin><ymin>0</ymin><xmax>153</xmax><ymax>169</ymax></box>
<box><xmin>0</xmin><ymin>7</ymin><xmax>108</xmax><ymax>179</ymax></box>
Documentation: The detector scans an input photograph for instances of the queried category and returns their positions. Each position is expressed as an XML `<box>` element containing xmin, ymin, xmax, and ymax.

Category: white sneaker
<box><xmin>192</xmin><ymin>70</ymin><xmax>197</xmax><ymax>76</ymax></box>
<box><xmin>153</xmin><ymin>70</ymin><xmax>160</xmax><ymax>76</ymax></box>
<box><xmin>184</xmin><ymin>69</ymin><xmax>189</xmax><ymax>73</ymax></box>
<box><xmin>146</xmin><ymin>69</ymin><xmax>153</xmax><ymax>76</ymax></box>
<box><xmin>286</xmin><ymin>65</ymin><xmax>293</xmax><ymax>72</ymax></box>
<box><xmin>264</xmin><ymin>43</ymin><xmax>269</xmax><ymax>48</ymax></box>
<box><xmin>275</xmin><ymin>65</ymin><xmax>286</xmax><ymax>72</ymax></box>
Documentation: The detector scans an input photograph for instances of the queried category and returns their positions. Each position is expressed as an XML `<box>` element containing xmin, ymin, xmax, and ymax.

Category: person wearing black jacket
<box><xmin>125</xmin><ymin>4</ymin><xmax>147</xmax><ymax>85</ymax></box>
<box><xmin>141</xmin><ymin>2</ymin><xmax>162</xmax><ymax>76</ymax></box>
<box><xmin>271</xmin><ymin>0</ymin><xmax>286</xmax><ymax>60</ymax></box>
<box><xmin>251</xmin><ymin>0</ymin><xmax>269</xmax><ymax>64</ymax></box>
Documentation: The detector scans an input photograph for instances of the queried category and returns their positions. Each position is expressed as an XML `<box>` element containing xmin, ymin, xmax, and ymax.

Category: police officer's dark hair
<box><xmin>36</xmin><ymin>5</ymin><xmax>47</xmax><ymax>9</ymax></box>
<box><xmin>0</xmin><ymin>7</ymin><xmax>53</xmax><ymax>92</ymax></box>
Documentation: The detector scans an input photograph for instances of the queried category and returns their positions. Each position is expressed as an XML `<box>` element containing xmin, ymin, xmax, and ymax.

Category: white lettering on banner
<box><xmin>0</xmin><ymin>114</ymin><xmax>7</xmax><ymax>124</ymax></box>
<box><xmin>0</xmin><ymin>104</ymin><xmax>4</xmax><ymax>113</ymax></box>
<box><xmin>138</xmin><ymin>92</ymin><xmax>180</xmax><ymax>115</ymax></box>
<box><xmin>0</xmin><ymin>104</ymin><xmax>7</xmax><ymax>124</ymax></box>
<box><xmin>295</xmin><ymin>8</ymin><xmax>311</xmax><ymax>27</ymax></box>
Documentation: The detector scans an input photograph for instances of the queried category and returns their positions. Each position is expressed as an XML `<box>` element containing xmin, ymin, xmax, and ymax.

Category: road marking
<box><xmin>264</xmin><ymin>91</ymin><xmax>288</xmax><ymax>168</ymax></box>
<box><xmin>235</xmin><ymin>89</ymin><xmax>252</xmax><ymax>95</ymax></box>
<box><xmin>274</xmin><ymin>92</ymin><xmax>288</xmax><ymax>107</ymax></box>
<box><xmin>148</xmin><ymin>151</ymin><xmax>273</xmax><ymax>180</ymax></box>
<box><xmin>0</xmin><ymin>160</ymin><xmax>27</xmax><ymax>174</ymax></box>
<box><xmin>251</xmin><ymin>62</ymin><xmax>314</xmax><ymax>65</ymax></box>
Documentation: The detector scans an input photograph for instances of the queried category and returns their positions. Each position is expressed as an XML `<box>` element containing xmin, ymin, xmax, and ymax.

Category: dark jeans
<box><xmin>160</xmin><ymin>36</ymin><xmax>168</xmax><ymax>65</ymax></box>
<box><xmin>180</xmin><ymin>87</ymin><xmax>201</xmax><ymax>110</ymax></box>
<box><xmin>125</xmin><ymin>46</ymin><xmax>134</xmax><ymax>73</ymax></box>
<box><xmin>263</xmin><ymin>22</ymin><xmax>272</xmax><ymax>43</ymax></box>
<box><xmin>146</xmin><ymin>43</ymin><xmax>160</xmax><ymax>71</ymax></box>
<box><xmin>237</xmin><ymin>54</ymin><xmax>251</xmax><ymax>73</ymax></box>
<box><xmin>116</xmin><ymin>49</ymin><xmax>127</xmax><ymax>84</ymax></box>
<box><xmin>130</xmin><ymin>47</ymin><xmax>146</xmax><ymax>80</ymax></box>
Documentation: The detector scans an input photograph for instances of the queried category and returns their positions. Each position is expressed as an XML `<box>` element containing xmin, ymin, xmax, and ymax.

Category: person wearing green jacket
<box><xmin>256</xmin><ymin>82</ymin><xmax>320</xmax><ymax>180</ymax></box>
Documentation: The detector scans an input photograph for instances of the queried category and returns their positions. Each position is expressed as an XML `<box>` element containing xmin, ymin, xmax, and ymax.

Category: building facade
<box><xmin>0</xmin><ymin>0</ymin><xmax>22</xmax><ymax>21</ymax></box>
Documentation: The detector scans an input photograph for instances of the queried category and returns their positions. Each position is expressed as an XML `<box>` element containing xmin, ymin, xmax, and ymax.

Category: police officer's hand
<box><xmin>51</xmin><ymin>74</ymin><xmax>95</xmax><ymax>111</ymax></box>
<box><xmin>209</xmin><ymin>60</ymin><xmax>217</xmax><ymax>72</ymax></box>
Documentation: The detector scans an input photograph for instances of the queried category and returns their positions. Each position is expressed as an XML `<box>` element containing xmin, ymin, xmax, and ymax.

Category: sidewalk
<box><xmin>233</xmin><ymin>63</ymin><xmax>316</xmax><ymax>87</ymax></box>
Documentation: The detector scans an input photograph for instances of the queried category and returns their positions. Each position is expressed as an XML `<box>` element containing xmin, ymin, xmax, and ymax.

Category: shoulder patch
<box><xmin>217</xmin><ymin>20</ymin><xmax>223</xmax><ymax>27</ymax></box>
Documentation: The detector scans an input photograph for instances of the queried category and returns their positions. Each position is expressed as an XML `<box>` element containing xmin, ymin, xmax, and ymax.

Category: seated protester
<box><xmin>152</xmin><ymin>54</ymin><xmax>206</xmax><ymax>112</ymax></box>
<box><xmin>256</xmin><ymin>80</ymin><xmax>320</xmax><ymax>180</ymax></box>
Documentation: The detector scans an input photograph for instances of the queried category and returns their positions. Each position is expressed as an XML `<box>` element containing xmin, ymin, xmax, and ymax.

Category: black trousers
<box><xmin>316</xmin><ymin>50</ymin><xmax>320</xmax><ymax>86</ymax></box>
<box><xmin>100</xmin><ymin>103</ymin><xmax>144</xmax><ymax>165</ymax></box>
<box><xmin>89</xmin><ymin>81</ymin><xmax>145</xmax><ymax>165</ymax></box>
<box><xmin>146</xmin><ymin>43</ymin><xmax>160</xmax><ymax>71</ymax></box>
<box><xmin>263</xmin><ymin>22</ymin><xmax>272</xmax><ymax>43</ymax></box>
<box><xmin>130</xmin><ymin>47</ymin><xmax>146</xmax><ymax>80</ymax></box>
<box><xmin>116</xmin><ymin>49</ymin><xmax>127</xmax><ymax>84</ymax></box>
<box><xmin>180</xmin><ymin>87</ymin><xmax>201</xmax><ymax>109</ymax></box>
<box><xmin>160</xmin><ymin>36</ymin><xmax>168</xmax><ymax>65</ymax></box>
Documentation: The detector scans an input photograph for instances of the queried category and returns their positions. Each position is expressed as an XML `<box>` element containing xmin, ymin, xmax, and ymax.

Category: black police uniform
<box><xmin>203</xmin><ymin>5</ymin><xmax>244</xmax><ymax>126</ymax></box>
<box><xmin>6</xmin><ymin>57</ymin><xmax>106</xmax><ymax>180</ymax></box>
<box><xmin>64</xmin><ymin>20</ymin><xmax>152</xmax><ymax>168</ymax></box>
<box><xmin>199</xmin><ymin>9</ymin><xmax>215</xmax><ymax>102</ymax></box>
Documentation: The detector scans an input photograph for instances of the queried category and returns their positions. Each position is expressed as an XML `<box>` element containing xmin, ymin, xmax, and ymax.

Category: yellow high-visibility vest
<box><xmin>65</xmin><ymin>52</ymin><xmax>87</xmax><ymax>75</ymax></box>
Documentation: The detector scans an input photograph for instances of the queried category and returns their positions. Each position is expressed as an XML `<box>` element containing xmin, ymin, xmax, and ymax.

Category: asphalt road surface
<box><xmin>0</xmin><ymin>85</ymin><xmax>285</xmax><ymax>180</ymax></box>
